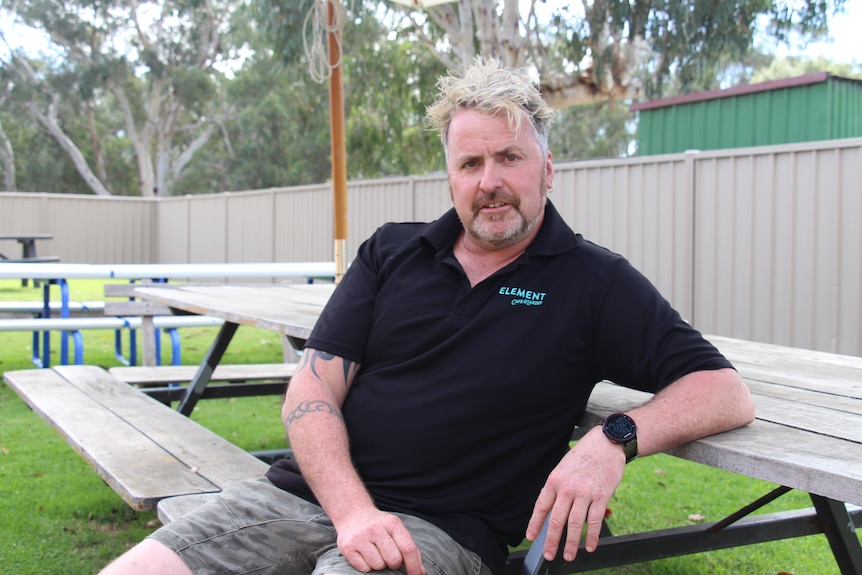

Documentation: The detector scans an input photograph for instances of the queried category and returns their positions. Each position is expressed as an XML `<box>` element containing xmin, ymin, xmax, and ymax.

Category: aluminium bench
<box><xmin>0</xmin><ymin>315</ymin><xmax>224</xmax><ymax>366</ymax></box>
<box><xmin>0</xmin><ymin>300</ymin><xmax>106</xmax><ymax>315</ymax></box>
<box><xmin>0</xmin><ymin>257</ymin><xmax>61</xmax><ymax>287</ymax></box>
<box><xmin>0</xmin><ymin>281</ymin><xmax>226</xmax><ymax>367</ymax></box>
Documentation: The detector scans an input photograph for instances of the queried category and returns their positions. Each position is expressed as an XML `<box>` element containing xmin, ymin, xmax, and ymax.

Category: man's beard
<box><xmin>464</xmin><ymin>178</ymin><xmax>548</xmax><ymax>249</ymax></box>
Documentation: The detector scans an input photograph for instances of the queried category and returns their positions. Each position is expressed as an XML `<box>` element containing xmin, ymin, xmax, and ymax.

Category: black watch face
<box><xmin>604</xmin><ymin>414</ymin><xmax>636</xmax><ymax>442</ymax></box>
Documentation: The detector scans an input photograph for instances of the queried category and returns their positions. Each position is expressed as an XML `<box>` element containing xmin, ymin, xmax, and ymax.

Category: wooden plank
<box><xmin>135</xmin><ymin>285</ymin><xmax>333</xmax><ymax>339</ymax></box>
<box><xmin>103</xmin><ymin>300</ymin><xmax>174</xmax><ymax>316</ymax></box>
<box><xmin>3</xmin><ymin>368</ymin><xmax>219</xmax><ymax>511</ymax></box>
<box><xmin>710</xmin><ymin>334</ymin><xmax>862</xmax><ymax>371</ymax></box>
<box><xmin>744</xmin><ymin>378</ymin><xmax>862</xmax><ymax>413</ymax></box>
<box><xmin>736</xmin><ymin>362</ymin><xmax>862</xmax><ymax>399</ymax></box>
<box><xmin>586</xmin><ymin>383</ymin><xmax>862</xmax><ymax>506</ymax></box>
<box><xmin>104</xmin><ymin>283</ymin><xmax>144</xmax><ymax>297</ymax></box>
<box><xmin>749</xmin><ymin>393</ymin><xmax>862</xmax><ymax>444</ymax></box>
<box><xmin>109</xmin><ymin>363</ymin><xmax>297</xmax><ymax>386</ymax></box>
<box><xmin>52</xmin><ymin>365</ymin><xmax>270</xmax><ymax>489</ymax></box>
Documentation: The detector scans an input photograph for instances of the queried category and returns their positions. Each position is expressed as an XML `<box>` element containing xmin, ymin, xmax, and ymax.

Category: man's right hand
<box><xmin>335</xmin><ymin>508</ymin><xmax>426</xmax><ymax>575</ymax></box>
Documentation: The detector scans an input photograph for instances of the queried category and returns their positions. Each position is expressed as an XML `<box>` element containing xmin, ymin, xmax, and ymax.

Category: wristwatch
<box><xmin>602</xmin><ymin>413</ymin><xmax>638</xmax><ymax>463</ymax></box>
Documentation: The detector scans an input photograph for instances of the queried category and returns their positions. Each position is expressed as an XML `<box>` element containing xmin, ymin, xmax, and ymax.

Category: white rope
<box><xmin>303</xmin><ymin>0</ymin><xmax>346</xmax><ymax>84</ymax></box>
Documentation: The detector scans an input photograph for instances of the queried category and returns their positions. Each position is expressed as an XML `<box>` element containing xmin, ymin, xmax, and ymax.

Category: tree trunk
<box><xmin>29</xmin><ymin>97</ymin><xmax>112</xmax><ymax>196</ymax></box>
<box><xmin>86</xmin><ymin>102</ymin><xmax>111</xmax><ymax>188</ymax></box>
<box><xmin>0</xmin><ymin>116</ymin><xmax>16</xmax><ymax>191</ymax></box>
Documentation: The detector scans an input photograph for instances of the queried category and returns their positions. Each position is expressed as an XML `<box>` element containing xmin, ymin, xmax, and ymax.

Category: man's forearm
<box><xmin>282</xmin><ymin>349</ymin><xmax>375</xmax><ymax>523</ymax></box>
<box><xmin>627</xmin><ymin>367</ymin><xmax>755</xmax><ymax>456</ymax></box>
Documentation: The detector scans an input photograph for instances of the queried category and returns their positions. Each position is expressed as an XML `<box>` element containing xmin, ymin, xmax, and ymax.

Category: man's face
<box><xmin>446</xmin><ymin>108</ymin><xmax>554</xmax><ymax>251</ymax></box>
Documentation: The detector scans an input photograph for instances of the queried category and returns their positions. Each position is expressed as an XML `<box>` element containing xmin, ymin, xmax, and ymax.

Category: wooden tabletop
<box><xmin>135</xmin><ymin>283</ymin><xmax>335</xmax><ymax>340</ymax></box>
<box><xmin>133</xmin><ymin>283</ymin><xmax>862</xmax><ymax>507</ymax></box>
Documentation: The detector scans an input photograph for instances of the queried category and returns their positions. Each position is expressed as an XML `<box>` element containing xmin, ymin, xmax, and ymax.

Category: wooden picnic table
<box><xmin>133</xmin><ymin>283</ymin><xmax>862</xmax><ymax>573</ymax></box>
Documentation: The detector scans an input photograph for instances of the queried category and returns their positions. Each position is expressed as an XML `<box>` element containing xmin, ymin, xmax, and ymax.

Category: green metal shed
<box><xmin>631</xmin><ymin>72</ymin><xmax>862</xmax><ymax>155</ymax></box>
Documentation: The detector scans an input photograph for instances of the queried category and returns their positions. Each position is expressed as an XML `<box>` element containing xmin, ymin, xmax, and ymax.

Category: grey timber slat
<box><xmin>135</xmin><ymin>284</ymin><xmax>334</xmax><ymax>340</ymax></box>
<box><xmin>3</xmin><ymin>368</ymin><xmax>218</xmax><ymax>510</ymax></box>
<box><xmin>109</xmin><ymin>363</ymin><xmax>297</xmax><ymax>386</ymax></box>
<box><xmin>587</xmin><ymin>383</ymin><xmax>862</xmax><ymax>507</ymax></box>
<box><xmin>52</xmin><ymin>365</ymin><xmax>270</xmax><ymax>489</ymax></box>
<box><xmin>4</xmin><ymin>365</ymin><xmax>269</xmax><ymax>511</ymax></box>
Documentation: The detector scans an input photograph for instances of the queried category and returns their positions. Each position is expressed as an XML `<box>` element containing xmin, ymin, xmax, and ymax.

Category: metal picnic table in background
<box><xmin>0</xmin><ymin>262</ymin><xmax>335</xmax><ymax>367</ymax></box>
<box><xmin>0</xmin><ymin>233</ymin><xmax>57</xmax><ymax>286</ymax></box>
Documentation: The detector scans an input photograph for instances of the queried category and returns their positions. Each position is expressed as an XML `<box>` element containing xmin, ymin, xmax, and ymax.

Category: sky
<box><xmin>1</xmin><ymin>0</ymin><xmax>860</xmax><ymax>67</ymax></box>
<box><xmin>767</xmin><ymin>0</ymin><xmax>860</xmax><ymax>64</ymax></box>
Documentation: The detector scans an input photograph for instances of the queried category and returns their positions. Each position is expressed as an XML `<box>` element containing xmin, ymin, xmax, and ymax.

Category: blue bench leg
<box><xmin>167</xmin><ymin>328</ymin><xmax>181</xmax><ymax>366</ymax></box>
<box><xmin>59</xmin><ymin>279</ymin><xmax>70</xmax><ymax>365</ymax></box>
<box><xmin>72</xmin><ymin>331</ymin><xmax>84</xmax><ymax>364</ymax></box>
<box><xmin>114</xmin><ymin>325</ymin><xmax>138</xmax><ymax>366</ymax></box>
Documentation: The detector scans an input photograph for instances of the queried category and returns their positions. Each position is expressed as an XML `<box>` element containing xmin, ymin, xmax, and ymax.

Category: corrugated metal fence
<box><xmin>2</xmin><ymin>138</ymin><xmax>860</xmax><ymax>355</ymax></box>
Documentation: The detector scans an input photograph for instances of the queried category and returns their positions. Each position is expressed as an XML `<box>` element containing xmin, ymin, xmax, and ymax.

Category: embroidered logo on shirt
<box><xmin>499</xmin><ymin>286</ymin><xmax>547</xmax><ymax>307</ymax></box>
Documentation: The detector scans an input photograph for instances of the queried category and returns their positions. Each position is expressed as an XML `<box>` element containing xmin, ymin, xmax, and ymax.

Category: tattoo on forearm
<box><xmin>285</xmin><ymin>400</ymin><xmax>342</xmax><ymax>429</ymax></box>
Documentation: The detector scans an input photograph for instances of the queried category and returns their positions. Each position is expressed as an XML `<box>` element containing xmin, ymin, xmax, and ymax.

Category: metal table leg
<box><xmin>811</xmin><ymin>495</ymin><xmax>862</xmax><ymax>575</ymax></box>
<box><xmin>177</xmin><ymin>321</ymin><xmax>238</xmax><ymax>416</ymax></box>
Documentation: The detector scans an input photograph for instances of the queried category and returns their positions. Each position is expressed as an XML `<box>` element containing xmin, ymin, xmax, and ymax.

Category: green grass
<box><xmin>0</xmin><ymin>279</ymin><xmax>853</xmax><ymax>574</ymax></box>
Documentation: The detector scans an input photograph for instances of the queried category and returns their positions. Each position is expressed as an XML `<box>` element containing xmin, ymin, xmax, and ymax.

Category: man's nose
<box><xmin>479</xmin><ymin>161</ymin><xmax>503</xmax><ymax>191</ymax></box>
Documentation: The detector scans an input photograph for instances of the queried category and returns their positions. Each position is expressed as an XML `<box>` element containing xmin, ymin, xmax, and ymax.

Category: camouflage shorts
<box><xmin>149</xmin><ymin>478</ymin><xmax>491</xmax><ymax>575</ymax></box>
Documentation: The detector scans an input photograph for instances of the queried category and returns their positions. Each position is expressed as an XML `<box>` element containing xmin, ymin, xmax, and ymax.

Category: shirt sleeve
<box><xmin>591</xmin><ymin>257</ymin><xmax>733</xmax><ymax>392</ymax></box>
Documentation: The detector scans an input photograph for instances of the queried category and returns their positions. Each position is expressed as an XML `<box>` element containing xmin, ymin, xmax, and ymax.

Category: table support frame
<box><xmin>506</xmin><ymin>487</ymin><xmax>862</xmax><ymax>575</ymax></box>
<box><xmin>177</xmin><ymin>321</ymin><xmax>239</xmax><ymax>416</ymax></box>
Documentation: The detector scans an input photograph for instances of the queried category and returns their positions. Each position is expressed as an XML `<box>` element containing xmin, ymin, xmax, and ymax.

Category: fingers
<box><xmin>528</xmin><ymin>484</ymin><xmax>611</xmax><ymax>563</ymax></box>
<box><xmin>340</xmin><ymin>518</ymin><xmax>425</xmax><ymax>575</ymax></box>
<box><xmin>390</xmin><ymin>522</ymin><xmax>425</xmax><ymax>575</ymax></box>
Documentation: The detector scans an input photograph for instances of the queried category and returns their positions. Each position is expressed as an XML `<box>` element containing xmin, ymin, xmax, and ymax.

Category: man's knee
<box><xmin>100</xmin><ymin>538</ymin><xmax>192</xmax><ymax>575</ymax></box>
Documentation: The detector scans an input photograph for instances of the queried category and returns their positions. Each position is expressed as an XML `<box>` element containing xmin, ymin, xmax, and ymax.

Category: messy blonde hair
<box><xmin>426</xmin><ymin>57</ymin><xmax>556</xmax><ymax>157</ymax></box>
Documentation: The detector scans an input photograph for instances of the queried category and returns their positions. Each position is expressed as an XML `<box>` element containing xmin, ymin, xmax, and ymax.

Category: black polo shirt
<box><xmin>267</xmin><ymin>202</ymin><xmax>732</xmax><ymax>574</ymax></box>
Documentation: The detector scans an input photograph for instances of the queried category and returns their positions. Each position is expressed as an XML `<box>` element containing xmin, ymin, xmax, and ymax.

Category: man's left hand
<box><xmin>524</xmin><ymin>426</ymin><xmax>625</xmax><ymax>562</ymax></box>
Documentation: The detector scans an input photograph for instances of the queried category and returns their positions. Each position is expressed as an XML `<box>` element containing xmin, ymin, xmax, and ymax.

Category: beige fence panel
<box><xmin>692</xmin><ymin>139</ymin><xmax>862</xmax><ymax>354</ymax></box>
<box><xmin>157</xmin><ymin>196</ymin><xmax>191</xmax><ymax>264</ymax></box>
<box><xmin>273</xmin><ymin>184</ymin><xmax>332</xmax><ymax>265</ymax></box>
<box><xmin>0</xmin><ymin>193</ymin><xmax>155</xmax><ymax>263</ymax></box>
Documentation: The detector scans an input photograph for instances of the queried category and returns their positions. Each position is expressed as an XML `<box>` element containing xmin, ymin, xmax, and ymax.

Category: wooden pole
<box><xmin>327</xmin><ymin>0</ymin><xmax>348</xmax><ymax>283</ymax></box>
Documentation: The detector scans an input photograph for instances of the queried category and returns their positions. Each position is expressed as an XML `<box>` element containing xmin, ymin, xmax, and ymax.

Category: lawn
<box><xmin>0</xmin><ymin>278</ymin><xmax>850</xmax><ymax>574</ymax></box>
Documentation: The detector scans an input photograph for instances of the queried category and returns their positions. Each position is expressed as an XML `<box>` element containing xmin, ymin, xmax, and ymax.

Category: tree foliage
<box><xmin>389</xmin><ymin>0</ymin><xmax>846</xmax><ymax>106</ymax></box>
<box><xmin>1</xmin><ymin>0</ymin><xmax>238</xmax><ymax>196</ymax></box>
<box><xmin>0</xmin><ymin>0</ymin><xmax>854</xmax><ymax>195</ymax></box>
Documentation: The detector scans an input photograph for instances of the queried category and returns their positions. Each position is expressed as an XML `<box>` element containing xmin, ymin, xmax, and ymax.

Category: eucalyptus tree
<box><xmin>1</xmin><ymin>0</ymin><xmax>242</xmax><ymax>196</ymax></box>
<box><xmin>388</xmin><ymin>0</ymin><xmax>846</xmax><ymax>106</ymax></box>
<box><xmin>222</xmin><ymin>0</ymin><xmax>446</xmax><ymax>189</ymax></box>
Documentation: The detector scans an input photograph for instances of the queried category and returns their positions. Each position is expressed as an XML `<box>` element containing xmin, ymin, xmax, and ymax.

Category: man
<box><xmin>101</xmin><ymin>57</ymin><xmax>754</xmax><ymax>575</ymax></box>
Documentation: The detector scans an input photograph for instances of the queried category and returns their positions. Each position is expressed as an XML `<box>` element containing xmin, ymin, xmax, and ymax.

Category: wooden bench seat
<box><xmin>2</xmin><ymin>365</ymin><xmax>269</xmax><ymax>511</ymax></box>
<box><xmin>109</xmin><ymin>362</ymin><xmax>297</xmax><ymax>387</ymax></box>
